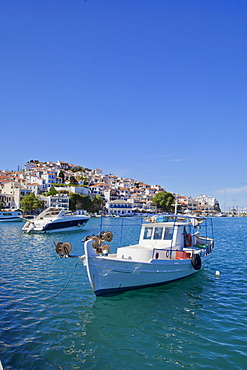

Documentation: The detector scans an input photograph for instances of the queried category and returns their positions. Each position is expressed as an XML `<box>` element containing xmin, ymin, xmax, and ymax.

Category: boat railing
<box><xmin>152</xmin><ymin>244</ymin><xmax>212</xmax><ymax>261</ymax></box>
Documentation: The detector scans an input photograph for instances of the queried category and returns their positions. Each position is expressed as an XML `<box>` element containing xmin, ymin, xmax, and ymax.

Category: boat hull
<box><xmin>0</xmin><ymin>211</ymin><xmax>23</xmax><ymax>222</ymax></box>
<box><xmin>0</xmin><ymin>217</ymin><xmax>23</xmax><ymax>222</ymax></box>
<box><xmin>41</xmin><ymin>218</ymin><xmax>89</xmax><ymax>233</ymax></box>
<box><xmin>23</xmin><ymin>215</ymin><xmax>89</xmax><ymax>233</ymax></box>
<box><xmin>85</xmin><ymin>254</ymin><xmax>212</xmax><ymax>296</ymax></box>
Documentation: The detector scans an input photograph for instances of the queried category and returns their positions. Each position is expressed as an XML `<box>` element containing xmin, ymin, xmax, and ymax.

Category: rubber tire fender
<box><xmin>191</xmin><ymin>254</ymin><xmax>202</xmax><ymax>270</ymax></box>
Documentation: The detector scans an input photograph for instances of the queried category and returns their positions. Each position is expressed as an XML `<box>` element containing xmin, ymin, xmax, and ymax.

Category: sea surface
<box><xmin>0</xmin><ymin>216</ymin><xmax>247</xmax><ymax>369</ymax></box>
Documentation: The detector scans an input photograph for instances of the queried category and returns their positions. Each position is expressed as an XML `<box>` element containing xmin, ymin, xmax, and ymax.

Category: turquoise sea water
<box><xmin>0</xmin><ymin>217</ymin><xmax>247</xmax><ymax>369</ymax></box>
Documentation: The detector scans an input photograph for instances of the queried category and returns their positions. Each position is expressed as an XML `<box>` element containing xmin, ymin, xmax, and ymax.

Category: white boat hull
<box><xmin>0</xmin><ymin>211</ymin><xmax>23</xmax><ymax>222</ymax></box>
<box><xmin>0</xmin><ymin>217</ymin><xmax>23</xmax><ymax>222</ymax></box>
<box><xmin>22</xmin><ymin>207</ymin><xmax>89</xmax><ymax>233</ymax></box>
<box><xmin>84</xmin><ymin>253</ymin><xmax>212</xmax><ymax>296</ymax></box>
<box><xmin>25</xmin><ymin>222</ymin><xmax>88</xmax><ymax>233</ymax></box>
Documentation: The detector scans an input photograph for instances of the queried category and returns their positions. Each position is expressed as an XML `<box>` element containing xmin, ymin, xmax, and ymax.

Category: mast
<box><xmin>174</xmin><ymin>194</ymin><xmax>178</xmax><ymax>215</ymax></box>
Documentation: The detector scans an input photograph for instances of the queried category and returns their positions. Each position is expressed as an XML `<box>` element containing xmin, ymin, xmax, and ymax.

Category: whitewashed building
<box><xmin>54</xmin><ymin>185</ymin><xmax>89</xmax><ymax>196</ymax></box>
<box><xmin>106</xmin><ymin>199</ymin><xmax>133</xmax><ymax>216</ymax></box>
<box><xmin>0</xmin><ymin>193</ymin><xmax>13</xmax><ymax>208</ymax></box>
<box><xmin>39</xmin><ymin>194</ymin><xmax>70</xmax><ymax>209</ymax></box>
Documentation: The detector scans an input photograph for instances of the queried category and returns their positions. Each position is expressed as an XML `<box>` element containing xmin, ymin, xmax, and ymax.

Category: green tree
<box><xmin>71</xmin><ymin>166</ymin><xmax>83</xmax><ymax>172</ymax></box>
<box><xmin>46</xmin><ymin>186</ymin><xmax>58</xmax><ymax>196</ymax></box>
<box><xmin>21</xmin><ymin>193</ymin><xmax>44</xmax><ymax>214</ymax></box>
<box><xmin>69</xmin><ymin>176</ymin><xmax>78</xmax><ymax>185</ymax></box>
<box><xmin>92</xmin><ymin>195</ymin><xmax>105</xmax><ymax>213</ymax></box>
<box><xmin>58</xmin><ymin>170</ymin><xmax>65</xmax><ymax>183</ymax></box>
<box><xmin>152</xmin><ymin>191</ymin><xmax>175</xmax><ymax>212</ymax></box>
<box><xmin>58</xmin><ymin>189</ymin><xmax>69</xmax><ymax>195</ymax></box>
<box><xmin>69</xmin><ymin>193</ymin><xmax>92</xmax><ymax>211</ymax></box>
<box><xmin>77</xmin><ymin>175</ymin><xmax>88</xmax><ymax>185</ymax></box>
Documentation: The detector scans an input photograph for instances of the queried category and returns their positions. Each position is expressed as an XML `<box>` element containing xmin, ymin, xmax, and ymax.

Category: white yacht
<box><xmin>22</xmin><ymin>207</ymin><xmax>90</xmax><ymax>233</ymax></box>
<box><xmin>0</xmin><ymin>210</ymin><xmax>23</xmax><ymax>222</ymax></box>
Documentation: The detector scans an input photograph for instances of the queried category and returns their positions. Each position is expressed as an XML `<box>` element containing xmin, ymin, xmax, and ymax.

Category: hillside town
<box><xmin>0</xmin><ymin>159</ymin><xmax>221</xmax><ymax>216</ymax></box>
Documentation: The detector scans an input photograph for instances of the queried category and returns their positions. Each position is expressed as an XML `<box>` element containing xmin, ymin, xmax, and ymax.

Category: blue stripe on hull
<box><xmin>0</xmin><ymin>218</ymin><xmax>23</xmax><ymax>221</ymax></box>
<box><xmin>43</xmin><ymin>218</ymin><xmax>89</xmax><ymax>231</ymax></box>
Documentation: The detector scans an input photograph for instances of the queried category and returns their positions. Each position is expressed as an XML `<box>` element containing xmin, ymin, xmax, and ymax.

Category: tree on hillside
<box><xmin>69</xmin><ymin>193</ymin><xmax>92</xmax><ymax>211</ymax></box>
<box><xmin>69</xmin><ymin>176</ymin><xmax>78</xmax><ymax>185</ymax></box>
<box><xmin>58</xmin><ymin>170</ymin><xmax>65</xmax><ymax>183</ymax></box>
<box><xmin>46</xmin><ymin>186</ymin><xmax>58</xmax><ymax>196</ymax></box>
<box><xmin>71</xmin><ymin>166</ymin><xmax>83</xmax><ymax>173</ymax></box>
<box><xmin>92</xmin><ymin>194</ymin><xmax>105</xmax><ymax>213</ymax></box>
<box><xmin>77</xmin><ymin>175</ymin><xmax>88</xmax><ymax>185</ymax></box>
<box><xmin>152</xmin><ymin>191</ymin><xmax>175</xmax><ymax>212</ymax></box>
<box><xmin>21</xmin><ymin>193</ymin><xmax>44</xmax><ymax>214</ymax></box>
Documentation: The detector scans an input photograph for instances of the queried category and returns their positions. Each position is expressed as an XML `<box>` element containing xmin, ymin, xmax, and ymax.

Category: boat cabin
<box><xmin>139</xmin><ymin>221</ymin><xmax>187</xmax><ymax>248</ymax></box>
<box><xmin>116</xmin><ymin>221</ymin><xmax>191</xmax><ymax>263</ymax></box>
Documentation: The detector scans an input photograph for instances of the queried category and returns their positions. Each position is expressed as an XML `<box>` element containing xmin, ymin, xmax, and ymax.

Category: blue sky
<box><xmin>1</xmin><ymin>0</ymin><xmax>247</xmax><ymax>211</ymax></box>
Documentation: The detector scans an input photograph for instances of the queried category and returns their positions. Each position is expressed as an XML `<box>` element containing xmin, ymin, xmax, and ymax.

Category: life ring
<box><xmin>191</xmin><ymin>254</ymin><xmax>201</xmax><ymax>270</ymax></box>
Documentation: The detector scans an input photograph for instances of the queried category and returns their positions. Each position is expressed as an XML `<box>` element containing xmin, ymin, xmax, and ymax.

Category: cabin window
<box><xmin>163</xmin><ymin>227</ymin><xmax>173</xmax><ymax>240</ymax></box>
<box><xmin>154</xmin><ymin>227</ymin><xmax>163</xmax><ymax>240</ymax></box>
<box><xmin>143</xmin><ymin>227</ymin><xmax>153</xmax><ymax>239</ymax></box>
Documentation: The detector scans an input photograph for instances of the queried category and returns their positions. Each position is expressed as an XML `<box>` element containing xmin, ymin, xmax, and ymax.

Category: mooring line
<box><xmin>49</xmin><ymin>259</ymin><xmax>80</xmax><ymax>299</ymax></box>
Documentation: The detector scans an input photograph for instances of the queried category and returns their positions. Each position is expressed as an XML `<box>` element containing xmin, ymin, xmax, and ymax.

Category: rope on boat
<box><xmin>49</xmin><ymin>259</ymin><xmax>80</xmax><ymax>299</ymax></box>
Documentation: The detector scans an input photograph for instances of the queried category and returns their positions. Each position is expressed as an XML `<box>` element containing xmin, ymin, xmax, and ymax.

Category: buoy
<box><xmin>215</xmin><ymin>270</ymin><xmax>220</xmax><ymax>277</ymax></box>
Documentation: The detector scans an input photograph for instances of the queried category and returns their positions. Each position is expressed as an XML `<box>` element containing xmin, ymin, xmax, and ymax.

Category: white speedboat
<box><xmin>0</xmin><ymin>210</ymin><xmax>23</xmax><ymax>222</ymax></box>
<box><xmin>56</xmin><ymin>214</ymin><xmax>214</xmax><ymax>296</ymax></box>
<box><xmin>22</xmin><ymin>207</ymin><xmax>90</xmax><ymax>233</ymax></box>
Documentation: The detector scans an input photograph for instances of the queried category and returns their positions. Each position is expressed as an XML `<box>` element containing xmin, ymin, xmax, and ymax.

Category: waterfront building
<box><xmin>106</xmin><ymin>199</ymin><xmax>133</xmax><ymax>216</ymax></box>
<box><xmin>54</xmin><ymin>185</ymin><xmax>89</xmax><ymax>196</ymax></box>
<box><xmin>0</xmin><ymin>160</ymin><xmax>221</xmax><ymax>214</ymax></box>
<box><xmin>39</xmin><ymin>194</ymin><xmax>70</xmax><ymax>209</ymax></box>
<box><xmin>0</xmin><ymin>193</ymin><xmax>13</xmax><ymax>209</ymax></box>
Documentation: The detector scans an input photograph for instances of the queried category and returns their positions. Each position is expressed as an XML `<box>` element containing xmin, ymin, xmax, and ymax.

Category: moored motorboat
<box><xmin>56</xmin><ymin>214</ymin><xmax>214</xmax><ymax>296</ymax></box>
<box><xmin>22</xmin><ymin>207</ymin><xmax>90</xmax><ymax>233</ymax></box>
<box><xmin>0</xmin><ymin>210</ymin><xmax>23</xmax><ymax>222</ymax></box>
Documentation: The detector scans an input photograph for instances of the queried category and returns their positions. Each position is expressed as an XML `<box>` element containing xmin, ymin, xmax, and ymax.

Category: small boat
<box><xmin>0</xmin><ymin>210</ymin><xmax>23</xmax><ymax>222</ymax></box>
<box><xmin>22</xmin><ymin>207</ymin><xmax>90</xmax><ymax>233</ymax></box>
<box><xmin>56</xmin><ymin>214</ymin><xmax>214</xmax><ymax>296</ymax></box>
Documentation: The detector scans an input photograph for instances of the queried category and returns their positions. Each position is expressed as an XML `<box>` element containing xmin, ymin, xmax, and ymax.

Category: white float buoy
<box><xmin>215</xmin><ymin>270</ymin><xmax>220</xmax><ymax>277</ymax></box>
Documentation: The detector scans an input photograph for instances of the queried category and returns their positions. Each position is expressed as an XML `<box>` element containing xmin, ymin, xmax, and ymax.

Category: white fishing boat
<box><xmin>22</xmin><ymin>207</ymin><xmax>90</xmax><ymax>233</ymax></box>
<box><xmin>56</xmin><ymin>214</ymin><xmax>214</xmax><ymax>296</ymax></box>
<box><xmin>0</xmin><ymin>210</ymin><xmax>23</xmax><ymax>222</ymax></box>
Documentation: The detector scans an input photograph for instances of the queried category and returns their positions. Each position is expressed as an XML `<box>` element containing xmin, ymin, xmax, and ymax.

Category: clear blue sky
<box><xmin>1</xmin><ymin>0</ymin><xmax>247</xmax><ymax>211</ymax></box>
